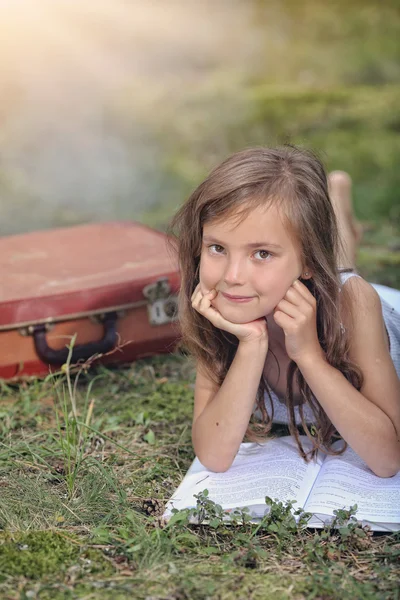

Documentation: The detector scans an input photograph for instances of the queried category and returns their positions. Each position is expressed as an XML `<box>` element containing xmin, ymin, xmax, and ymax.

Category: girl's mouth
<box><xmin>221</xmin><ymin>292</ymin><xmax>254</xmax><ymax>303</ymax></box>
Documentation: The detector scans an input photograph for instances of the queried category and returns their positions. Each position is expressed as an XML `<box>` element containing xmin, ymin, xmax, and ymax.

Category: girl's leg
<box><xmin>328</xmin><ymin>171</ymin><xmax>363</xmax><ymax>269</ymax></box>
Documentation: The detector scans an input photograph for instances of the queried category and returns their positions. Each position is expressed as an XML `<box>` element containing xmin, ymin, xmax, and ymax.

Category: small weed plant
<box><xmin>49</xmin><ymin>336</ymin><xmax>107</xmax><ymax>497</ymax></box>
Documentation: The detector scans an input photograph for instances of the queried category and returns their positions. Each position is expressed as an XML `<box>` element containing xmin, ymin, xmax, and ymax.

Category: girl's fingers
<box><xmin>192</xmin><ymin>288</ymin><xmax>216</xmax><ymax>314</ymax></box>
<box><xmin>276</xmin><ymin>298</ymin><xmax>302</xmax><ymax>319</ymax></box>
<box><xmin>276</xmin><ymin>284</ymin><xmax>316</xmax><ymax>324</ymax></box>
<box><xmin>192</xmin><ymin>290</ymin><xmax>203</xmax><ymax>307</ymax></box>
<box><xmin>283</xmin><ymin>285</ymin><xmax>304</xmax><ymax>306</ymax></box>
<box><xmin>198</xmin><ymin>289</ymin><xmax>217</xmax><ymax>312</ymax></box>
<box><xmin>284</xmin><ymin>281</ymin><xmax>316</xmax><ymax>309</ymax></box>
<box><xmin>273</xmin><ymin>310</ymin><xmax>293</xmax><ymax>330</ymax></box>
<box><xmin>191</xmin><ymin>283</ymin><xmax>202</xmax><ymax>302</ymax></box>
<box><xmin>192</xmin><ymin>289</ymin><xmax>267</xmax><ymax>340</ymax></box>
<box><xmin>195</xmin><ymin>296</ymin><xmax>225</xmax><ymax>328</ymax></box>
<box><xmin>193</xmin><ymin>290</ymin><xmax>234</xmax><ymax>332</ymax></box>
<box><xmin>292</xmin><ymin>279</ymin><xmax>315</xmax><ymax>304</ymax></box>
<box><xmin>191</xmin><ymin>285</ymin><xmax>208</xmax><ymax>306</ymax></box>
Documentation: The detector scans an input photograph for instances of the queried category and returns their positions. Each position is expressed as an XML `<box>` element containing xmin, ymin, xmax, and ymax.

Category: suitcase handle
<box><xmin>32</xmin><ymin>312</ymin><xmax>119</xmax><ymax>365</ymax></box>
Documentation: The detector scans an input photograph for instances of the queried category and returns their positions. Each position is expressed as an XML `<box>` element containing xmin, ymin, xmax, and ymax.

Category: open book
<box><xmin>164</xmin><ymin>436</ymin><xmax>400</xmax><ymax>532</ymax></box>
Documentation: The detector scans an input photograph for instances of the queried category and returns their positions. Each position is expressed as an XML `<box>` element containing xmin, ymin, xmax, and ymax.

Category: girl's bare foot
<box><xmin>328</xmin><ymin>170</ymin><xmax>363</xmax><ymax>268</ymax></box>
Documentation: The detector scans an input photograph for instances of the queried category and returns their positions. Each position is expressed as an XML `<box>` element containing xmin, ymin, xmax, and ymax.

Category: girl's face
<box><xmin>199</xmin><ymin>203</ymin><xmax>307</xmax><ymax>324</ymax></box>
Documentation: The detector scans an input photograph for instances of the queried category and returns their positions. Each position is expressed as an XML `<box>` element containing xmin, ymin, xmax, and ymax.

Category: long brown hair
<box><xmin>169</xmin><ymin>145</ymin><xmax>362</xmax><ymax>460</ymax></box>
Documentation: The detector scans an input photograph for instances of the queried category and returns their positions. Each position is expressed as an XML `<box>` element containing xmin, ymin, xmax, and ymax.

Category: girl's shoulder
<box><xmin>339</xmin><ymin>272</ymin><xmax>392</xmax><ymax>355</ymax></box>
<box><xmin>340</xmin><ymin>272</ymin><xmax>386</xmax><ymax>325</ymax></box>
<box><xmin>340</xmin><ymin>271</ymin><xmax>381</xmax><ymax>303</ymax></box>
<box><xmin>340</xmin><ymin>271</ymin><xmax>400</xmax><ymax>321</ymax></box>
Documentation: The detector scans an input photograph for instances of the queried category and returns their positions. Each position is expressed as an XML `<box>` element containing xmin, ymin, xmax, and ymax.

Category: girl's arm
<box><xmin>191</xmin><ymin>285</ymin><xmax>269</xmax><ymax>472</ymax></box>
<box><xmin>193</xmin><ymin>337</ymin><xmax>268</xmax><ymax>472</ymax></box>
<box><xmin>295</xmin><ymin>277</ymin><xmax>400</xmax><ymax>478</ymax></box>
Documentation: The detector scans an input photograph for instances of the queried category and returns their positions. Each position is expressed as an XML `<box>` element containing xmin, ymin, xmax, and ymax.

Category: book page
<box><xmin>304</xmin><ymin>443</ymin><xmax>400</xmax><ymax>523</ymax></box>
<box><xmin>165</xmin><ymin>436</ymin><xmax>322</xmax><ymax>517</ymax></box>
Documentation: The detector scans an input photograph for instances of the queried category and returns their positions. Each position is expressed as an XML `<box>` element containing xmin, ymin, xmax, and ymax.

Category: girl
<box><xmin>170</xmin><ymin>146</ymin><xmax>400</xmax><ymax>478</ymax></box>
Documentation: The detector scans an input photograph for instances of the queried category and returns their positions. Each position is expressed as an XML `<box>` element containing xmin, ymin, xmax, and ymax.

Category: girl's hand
<box><xmin>273</xmin><ymin>280</ymin><xmax>324</xmax><ymax>364</ymax></box>
<box><xmin>191</xmin><ymin>284</ymin><xmax>268</xmax><ymax>345</ymax></box>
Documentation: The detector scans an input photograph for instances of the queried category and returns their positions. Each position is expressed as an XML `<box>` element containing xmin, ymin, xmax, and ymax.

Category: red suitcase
<box><xmin>0</xmin><ymin>222</ymin><xmax>181</xmax><ymax>380</ymax></box>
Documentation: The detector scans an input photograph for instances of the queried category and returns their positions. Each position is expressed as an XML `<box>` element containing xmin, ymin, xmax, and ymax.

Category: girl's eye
<box><xmin>209</xmin><ymin>244</ymin><xmax>225</xmax><ymax>254</ymax></box>
<box><xmin>254</xmin><ymin>250</ymin><xmax>271</xmax><ymax>260</ymax></box>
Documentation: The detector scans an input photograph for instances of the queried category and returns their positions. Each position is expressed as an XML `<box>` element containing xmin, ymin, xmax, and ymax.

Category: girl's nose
<box><xmin>223</xmin><ymin>258</ymin><xmax>246</xmax><ymax>285</ymax></box>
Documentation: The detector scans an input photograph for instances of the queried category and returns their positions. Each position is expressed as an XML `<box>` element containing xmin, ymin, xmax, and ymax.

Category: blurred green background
<box><xmin>0</xmin><ymin>0</ymin><xmax>399</xmax><ymax>285</ymax></box>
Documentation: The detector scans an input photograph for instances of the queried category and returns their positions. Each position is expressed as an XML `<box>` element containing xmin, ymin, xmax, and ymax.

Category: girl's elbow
<box><xmin>372</xmin><ymin>466</ymin><xmax>399</xmax><ymax>478</ymax></box>
<box><xmin>196</xmin><ymin>450</ymin><xmax>233</xmax><ymax>473</ymax></box>
<box><xmin>370</xmin><ymin>456</ymin><xmax>400</xmax><ymax>478</ymax></box>
<box><xmin>192</xmin><ymin>430</ymin><xmax>235</xmax><ymax>472</ymax></box>
<box><xmin>193</xmin><ymin>441</ymin><xmax>234</xmax><ymax>472</ymax></box>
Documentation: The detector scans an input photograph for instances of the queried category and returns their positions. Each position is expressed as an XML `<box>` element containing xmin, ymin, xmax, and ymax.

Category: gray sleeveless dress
<box><xmin>265</xmin><ymin>272</ymin><xmax>400</xmax><ymax>425</ymax></box>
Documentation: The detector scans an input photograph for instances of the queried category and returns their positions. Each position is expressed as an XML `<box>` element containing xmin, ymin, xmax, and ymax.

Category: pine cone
<box><xmin>141</xmin><ymin>498</ymin><xmax>164</xmax><ymax>517</ymax></box>
<box><xmin>152</xmin><ymin>515</ymin><xmax>167</xmax><ymax>529</ymax></box>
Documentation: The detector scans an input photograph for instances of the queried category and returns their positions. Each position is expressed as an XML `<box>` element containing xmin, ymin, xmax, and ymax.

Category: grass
<box><xmin>0</xmin><ymin>347</ymin><xmax>399</xmax><ymax>599</ymax></box>
<box><xmin>1</xmin><ymin>4</ymin><xmax>400</xmax><ymax>594</ymax></box>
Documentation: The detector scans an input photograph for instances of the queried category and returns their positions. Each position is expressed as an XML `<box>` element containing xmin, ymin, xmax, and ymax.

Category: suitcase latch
<box><xmin>142</xmin><ymin>278</ymin><xmax>178</xmax><ymax>326</ymax></box>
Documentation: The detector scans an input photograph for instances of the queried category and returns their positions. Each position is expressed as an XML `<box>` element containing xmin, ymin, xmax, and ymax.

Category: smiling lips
<box><xmin>220</xmin><ymin>291</ymin><xmax>255</xmax><ymax>303</ymax></box>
